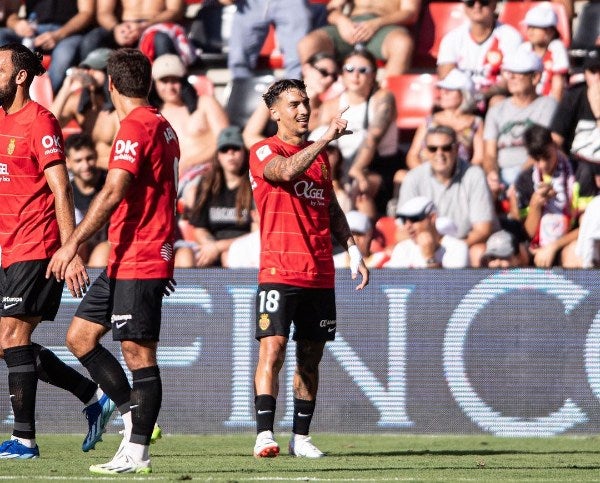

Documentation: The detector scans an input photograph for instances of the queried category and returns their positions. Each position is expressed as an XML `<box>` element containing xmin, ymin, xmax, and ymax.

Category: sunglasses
<box><xmin>464</xmin><ymin>0</ymin><xmax>491</xmax><ymax>7</ymax></box>
<box><xmin>425</xmin><ymin>143</ymin><xmax>454</xmax><ymax>154</ymax></box>
<box><xmin>397</xmin><ymin>213</ymin><xmax>429</xmax><ymax>224</ymax></box>
<box><xmin>313</xmin><ymin>65</ymin><xmax>338</xmax><ymax>80</ymax></box>
<box><xmin>218</xmin><ymin>146</ymin><xmax>242</xmax><ymax>154</ymax></box>
<box><xmin>343</xmin><ymin>64</ymin><xmax>374</xmax><ymax>75</ymax></box>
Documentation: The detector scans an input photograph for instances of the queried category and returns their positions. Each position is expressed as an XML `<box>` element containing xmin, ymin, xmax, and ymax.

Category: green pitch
<box><xmin>1</xmin><ymin>433</ymin><xmax>600</xmax><ymax>481</ymax></box>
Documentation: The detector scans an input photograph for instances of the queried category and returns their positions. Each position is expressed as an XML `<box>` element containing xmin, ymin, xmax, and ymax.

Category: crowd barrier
<box><xmin>1</xmin><ymin>268</ymin><xmax>600</xmax><ymax>436</ymax></box>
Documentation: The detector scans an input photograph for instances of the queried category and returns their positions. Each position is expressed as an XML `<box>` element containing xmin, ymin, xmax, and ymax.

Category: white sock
<box><xmin>12</xmin><ymin>436</ymin><xmax>35</xmax><ymax>448</ymax></box>
<box><xmin>84</xmin><ymin>387</ymin><xmax>104</xmax><ymax>407</ymax></box>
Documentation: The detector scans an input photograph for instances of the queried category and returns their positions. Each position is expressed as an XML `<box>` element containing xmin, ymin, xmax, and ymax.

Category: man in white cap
<box><xmin>519</xmin><ymin>2</ymin><xmax>569</xmax><ymax>100</ymax></box>
<box><xmin>399</xmin><ymin>125</ymin><xmax>497</xmax><ymax>266</ymax></box>
<box><xmin>479</xmin><ymin>229</ymin><xmax>522</xmax><ymax>267</ymax></box>
<box><xmin>483</xmin><ymin>49</ymin><xmax>558</xmax><ymax>186</ymax></box>
<box><xmin>333</xmin><ymin>211</ymin><xmax>387</xmax><ymax>268</ymax></box>
<box><xmin>385</xmin><ymin>197</ymin><xmax>469</xmax><ymax>268</ymax></box>
<box><xmin>152</xmin><ymin>53</ymin><xmax>229</xmax><ymax>179</ymax></box>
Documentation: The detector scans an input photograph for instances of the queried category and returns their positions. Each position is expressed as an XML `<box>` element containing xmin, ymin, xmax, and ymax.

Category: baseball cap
<box><xmin>346</xmin><ymin>210</ymin><xmax>372</xmax><ymax>234</ymax></box>
<box><xmin>583</xmin><ymin>47</ymin><xmax>600</xmax><ymax>71</ymax></box>
<box><xmin>524</xmin><ymin>2</ymin><xmax>558</xmax><ymax>28</ymax></box>
<box><xmin>482</xmin><ymin>230</ymin><xmax>517</xmax><ymax>259</ymax></box>
<box><xmin>217</xmin><ymin>126</ymin><xmax>244</xmax><ymax>151</ymax></box>
<box><xmin>79</xmin><ymin>48</ymin><xmax>112</xmax><ymax>70</ymax></box>
<box><xmin>152</xmin><ymin>54</ymin><xmax>186</xmax><ymax>81</ymax></box>
<box><xmin>396</xmin><ymin>196</ymin><xmax>436</xmax><ymax>219</ymax></box>
<box><xmin>502</xmin><ymin>49</ymin><xmax>543</xmax><ymax>73</ymax></box>
<box><xmin>436</xmin><ymin>69</ymin><xmax>474</xmax><ymax>92</ymax></box>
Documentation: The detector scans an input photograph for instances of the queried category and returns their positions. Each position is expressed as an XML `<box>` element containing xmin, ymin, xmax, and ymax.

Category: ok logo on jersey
<box><xmin>41</xmin><ymin>135</ymin><xmax>61</xmax><ymax>150</ymax></box>
<box><xmin>115</xmin><ymin>139</ymin><xmax>139</xmax><ymax>156</ymax></box>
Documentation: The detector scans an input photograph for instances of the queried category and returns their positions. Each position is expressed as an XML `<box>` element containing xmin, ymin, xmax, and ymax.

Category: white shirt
<box><xmin>384</xmin><ymin>235</ymin><xmax>469</xmax><ymax>268</ymax></box>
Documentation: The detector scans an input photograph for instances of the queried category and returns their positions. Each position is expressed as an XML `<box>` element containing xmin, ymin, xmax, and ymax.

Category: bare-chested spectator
<box><xmin>151</xmin><ymin>53</ymin><xmax>229</xmax><ymax>179</ymax></box>
<box><xmin>297</xmin><ymin>0</ymin><xmax>420</xmax><ymax>79</ymax></box>
<box><xmin>50</xmin><ymin>47</ymin><xmax>119</xmax><ymax>171</ymax></box>
<box><xmin>79</xmin><ymin>0</ymin><xmax>193</xmax><ymax>65</ymax></box>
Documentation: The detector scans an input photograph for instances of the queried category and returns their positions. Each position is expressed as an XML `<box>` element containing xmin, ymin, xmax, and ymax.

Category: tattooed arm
<box><xmin>264</xmin><ymin>107</ymin><xmax>351</xmax><ymax>182</ymax></box>
<box><xmin>348</xmin><ymin>89</ymin><xmax>396</xmax><ymax>193</ymax></box>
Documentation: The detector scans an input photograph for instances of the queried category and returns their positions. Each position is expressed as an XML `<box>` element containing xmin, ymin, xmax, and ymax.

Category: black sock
<box><xmin>32</xmin><ymin>343</ymin><xmax>97</xmax><ymax>404</ymax></box>
<box><xmin>130</xmin><ymin>366</ymin><xmax>162</xmax><ymax>446</ymax></box>
<box><xmin>5</xmin><ymin>345</ymin><xmax>37</xmax><ymax>439</ymax></box>
<box><xmin>292</xmin><ymin>398</ymin><xmax>315</xmax><ymax>436</ymax></box>
<box><xmin>78</xmin><ymin>344</ymin><xmax>131</xmax><ymax>412</ymax></box>
<box><xmin>255</xmin><ymin>394</ymin><xmax>276</xmax><ymax>434</ymax></box>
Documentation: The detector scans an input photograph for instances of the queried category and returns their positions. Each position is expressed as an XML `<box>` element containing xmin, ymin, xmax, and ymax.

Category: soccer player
<box><xmin>46</xmin><ymin>48</ymin><xmax>179</xmax><ymax>475</ymax></box>
<box><xmin>249</xmin><ymin>79</ymin><xmax>369</xmax><ymax>458</ymax></box>
<box><xmin>0</xmin><ymin>43</ymin><xmax>115</xmax><ymax>459</ymax></box>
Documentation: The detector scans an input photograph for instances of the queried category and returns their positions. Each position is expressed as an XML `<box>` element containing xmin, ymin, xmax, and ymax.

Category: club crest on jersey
<box><xmin>259</xmin><ymin>313</ymin><xmax>270</xmax><ymax>331</ymax></box>
<box><xmin>7</xmin><ymin>138</ymin><xmax>15</xmax><ymax>155</ymax></box>
<box><xmin>321</xmin><ymin>163</ymin><xmax>328</xmax><ymax>180</ymax></box>
<box><xmin>256</xmin><ymin>145</ymin><xmax>272</xmax><ymax>161</ymax></box>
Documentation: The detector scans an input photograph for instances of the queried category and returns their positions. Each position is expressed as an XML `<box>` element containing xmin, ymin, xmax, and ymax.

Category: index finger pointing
<box><xmin>337</xmin><ymin>105</ymin><xmax>349</xmax><ymax>117</ymax></box>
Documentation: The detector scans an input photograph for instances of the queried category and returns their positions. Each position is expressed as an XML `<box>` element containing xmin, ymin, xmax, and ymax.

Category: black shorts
<box><xmin>0</xmin><ymin>259</ymin><xmax>64</xmax><ymax>320</ymax></box>
<box><xmin>255</xmin><ymin>284</ymin><xmax>336</xmax><ymax>341</ymax></box>
<box><xmin>75</xmin><ymin>270</ymin><xmax>168</xmax><ymax>342</ymax></box>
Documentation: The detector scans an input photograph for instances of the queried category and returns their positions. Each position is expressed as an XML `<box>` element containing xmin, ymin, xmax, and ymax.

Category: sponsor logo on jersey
<box><xmin>259</xmin><ymin>313</ymin><xmax>270</xmax><ymax>331</ymax></box>
<box><xmin>111</xmin><ymin>313</ymin><xmax>132</xmax><ymax>329</ymax></box>
<box><xmin>256</xmin><ymin>145</ymin><xmax>272</xmax><ymax>161</ymax></box>
<box><xmin>42</xmin><ymin>134</ymin><xmax>63</xmax><ymax>156</ymax></box>
<box><xmin>0</xmin><ymin>162</ymin><xmax>9</xmax><ymax>182</ymax></box>
<box><xmin>294</xmin><ymin>180</ymin><xmax>324</xmax><ymax>201</ymax></box>
<box><xmin>113</xmin><ymin>139</ymin><xmax>138</xmax><ymax>163</ymax></box>
<box><xmin>160</xmin><ymin>242</ymin><xmax>174</xmax><ymax>262</ymax></box>
<box><xmin>2</xmin><ymin>296</ymin><xmax>23</xmax><ymax>310</ymax></box>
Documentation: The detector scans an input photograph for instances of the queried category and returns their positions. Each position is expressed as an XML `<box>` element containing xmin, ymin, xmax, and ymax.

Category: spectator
<box><xmin>243</xmin><ymin>51</ymin><xmax>340</xmax><ymax>148</ymax></box>
<box><xmin>187</xmin><ymin>126</ymin><xmax>253</xmax><ymax>267</ymax></box>
<box><xmin>223</xmin><ymin>206</ymin><xmax>260</xmax><ymax>268</ymax></box>
<box><xmin>384</xmin><ymin>197</ymin><xmax>469</xmax><ymax>268</ymax></box>
<box><xmin>437</xmin><ymin>0</ymin><xmax>522</xmax><ymax>102</ymax></box>
<box><xmin>509</xmin><ymin>124</ymin><xmax>581</xmax><ymax>267</ymax></box>
<box><xmin>317</xmin><ymin>49</ymin><xmax>401</xmax><ymax>217</ymax></box>
<box><xmin>575</xmin><ymin>163</ymin><xmax>600</xmax><ymax>268</ymax></box>
<box><xmin>518</xmin><ymin>2</ymin><xmax>569</xmax><ymax>101</ymax></box>
<box><xmin>551</xmin><ymin>47</ymin><xmax>600</xmax><ymax>206</ymax></box>
<box><xmin>399</xmin><ymin>125</ymin><xmax>498</xmax><ymax>266</ymax></box>
<box><xmin>80</xmin><ymin>0</ymin><xmax>192</xmax><ymax>65</ymax></box>
<box><xmin>483</xmin><ymin>49</ymin><xmax>558</xmax><ymax>187</ymax></box>
<box><xmin>405</xmin><ymin>68</ymin><xmax>484</xmax><ymax>172</ymax></box>
<box><xmin>65</xmin><ymin>133</ymin><xmax>110</xmax><ymax>268</ymax></box>
<box><xmin>334</xmin><ymin>210</ymin><xmax>387</xmax><ymax>268</ymax></box>
<box><xmin>479</xmin><ymin>229</ymin><xmax>523</xmax><ymax>267</ymax></box>
<box><xmin>297</xmin><ymin>0</ymin><xmax>420</xmax><ymax>79</ymax></box>
<box><xmin>151</xmin><ymin>53</ymin><xmax>229</xmax><ymax>178</ymax></box>
<box><xmin>223</xmin><ymin>0</ymin><xmax>314</xmax><ymax>79</ymax></box>
<box><xmin>0</xmin><ymin>0</ymin><xmax>95</xmax><ymax>94</ymax></box>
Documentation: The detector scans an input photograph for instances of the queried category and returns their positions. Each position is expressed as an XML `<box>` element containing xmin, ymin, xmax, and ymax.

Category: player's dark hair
<box><xmin>524</xmin><ymin>124</ymin><xmax>553</xmax><ymax>158</ymax></box>
<box><xmin>65</xmin><ymin>132</ymin><xmax>96</xmax><ymax>154</ymax></box>
<box><xmin>107</xmin><ymin>48</ymin><xmax>152</xmax><ymax>98</ymax></box>
<box><xmin>262</xmin><ymin>79</ymin><xmax>306</xmax><ymax>108</ymax></box>
<box><xmin>0</xmin><ymin>43</ymin><xmax>45</xmax><ymax>89</ymax></box>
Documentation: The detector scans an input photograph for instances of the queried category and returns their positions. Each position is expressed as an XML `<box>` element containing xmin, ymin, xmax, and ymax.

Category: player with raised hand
<box><xmin>249</xmin><ymin>79</ymin><xmax>368</xmax><ymax>459</ymax></box>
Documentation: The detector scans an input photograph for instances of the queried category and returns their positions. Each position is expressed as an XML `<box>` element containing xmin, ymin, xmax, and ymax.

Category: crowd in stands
<box><xmin>5</xmin><ymin>0</ymin><xmax>600</xmax><ymax>269</ymax></box>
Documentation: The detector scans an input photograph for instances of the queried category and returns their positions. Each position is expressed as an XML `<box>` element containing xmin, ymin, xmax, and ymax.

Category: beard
<box><xmin>0</xmin><ymin>75</ymin><xmax>18</xmax><ymax>107</ymax></box>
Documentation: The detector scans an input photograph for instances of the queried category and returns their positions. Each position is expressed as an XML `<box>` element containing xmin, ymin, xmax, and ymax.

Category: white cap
<box><xmin>152</xmin><ymin>54</ymin><xmax>186</xmax><ymax>80</ymax></box>
<box><xmin>396</xmin><ymin>196</ymin><xmax>436</xmax><ymax>218</ymax></box>
<box><xmin>502</xmin><ymin>49</ymin><xmax>543</xmax><ymax>73</ymax></box>
<box><xmin>436</xmin><ymin>69</ymin><xmax>474</xmax><ymax>92</ymax></box>
<box><xmin>346</xmin><ymin>210</ymin><xmax>371</xmax><ymax>234</ymax></box>
<box><xmin>482</xmin><ymin>230</ymin><xmax>517</xmax><ymax>259</ymax></box>
<box><xmin>524</xmin><ymin>2</ymin><xmax>558</xmax><ymax>28</ymax></box>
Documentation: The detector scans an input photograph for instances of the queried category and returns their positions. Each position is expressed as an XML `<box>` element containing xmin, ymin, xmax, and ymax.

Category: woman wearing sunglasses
<box><xmin>242</xmin><ymin>52</ymin><xmax>340</xmax><ymax>148</ymax></box>
<box><xmin>317</xmin><ymin>49</ymin><xmax>400</xmax><ymax>218</ymax></box>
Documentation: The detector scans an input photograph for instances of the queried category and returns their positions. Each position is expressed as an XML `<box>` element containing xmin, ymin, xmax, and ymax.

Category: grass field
<box><xmin>1</xmin><ymin>433</ymin><xmax>600</xmax><ymax>481</ymax></box>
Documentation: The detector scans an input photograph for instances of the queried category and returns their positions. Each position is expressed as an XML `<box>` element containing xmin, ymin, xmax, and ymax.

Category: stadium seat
<box><xmin>222</xmin><ymin>74</ymin><xmax>276</xmax><ymax>129</ymax></box>
<box><xmin>187</xmin><ymin>74</ymin><xmax>215</xmax><ymax>97</ymax></box>
<box><xmin>371</xmin><ymin>216</ymin><xmax>398</xmax><ymax>253</ymax></box>
<box><xmin>386</xmin><ymin>73</ymin><xmax>437</xmax><ymax>131</ymax></box>
<box><xmin>413</xmin><ymin>2</ymin><xmax>467</xmax><ymax>69</ymax></box>
<box><xmin>29</xmin><ymin>73</ymin><xmax>54</xmax><ymax>110</ymax></box>
<box><xmin>498</xmin><ymin>1</ymin><xmax>571</xmax><ymax>47</ymax></box>
<box><xmin>257</xmin><ymin>24</ymin><xmax>283</xmax><ymax>70</ymax></box>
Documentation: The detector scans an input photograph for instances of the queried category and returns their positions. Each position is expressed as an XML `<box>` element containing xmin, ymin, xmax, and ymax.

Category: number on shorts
<box><xmin>258</xmin><ymin>289</ymin><xmax>280</xmax><ymax>313</ymax></box>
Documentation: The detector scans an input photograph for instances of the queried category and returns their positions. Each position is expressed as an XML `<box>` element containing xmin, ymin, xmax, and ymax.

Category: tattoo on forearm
<box><xmin>264</xmin><ymin>140</ymin><xmax>328</xmax><ymax>181</ymax></box>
